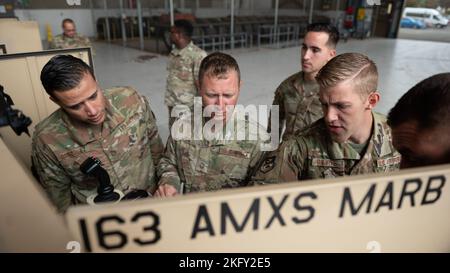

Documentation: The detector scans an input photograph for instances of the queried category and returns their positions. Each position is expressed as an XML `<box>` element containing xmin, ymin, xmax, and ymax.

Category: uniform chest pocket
<box><xmin>285</xmin><ymin>101</ymin><xmax>299</xmax><ymax>115</ymax></box>
<box><xmin>215</xmin><ymin>147</ymin><xmax>252</xmax><ymax>180</ymax></box>
<box><xmin>114</xmin><ymin>116</ymin><xmax>149</xmax><ymax>161</ymax></box>
<box><xmin>58</xmin><ymin>150</ymin><xmax>99</xmax><ymax>189</ymax></box>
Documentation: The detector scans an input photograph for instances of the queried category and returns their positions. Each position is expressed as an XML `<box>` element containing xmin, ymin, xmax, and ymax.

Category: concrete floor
<box><xmin>92</xmin><ymin>37</ymin><xmax>450</xmax><ymax>142</ymax></box>
<box><xmin>398</xmin><ymin>25</ymin><xmax>450</xmax><ymax>43</ymax></box>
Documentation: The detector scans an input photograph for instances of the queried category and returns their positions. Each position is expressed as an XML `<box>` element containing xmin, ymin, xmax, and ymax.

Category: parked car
<box><xmin>403</xmin><ymin>7</ymin><xmax>448</xmax><ymax>28</ymax></box>
<box><xmin>400</xmin><ymin>17</ymin><xmax>427</xmax><ymax>29</ymax></box>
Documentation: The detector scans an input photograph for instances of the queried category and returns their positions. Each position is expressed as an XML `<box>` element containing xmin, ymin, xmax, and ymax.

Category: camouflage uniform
<box><xmin>50</xmin><ymin>33</ymin><xmax>94</xmax><ymax>54</ymax></box>
<box><xmin>269</xmin><ymin>71</ymin><xmax>322</xmax><ymax>141</ymax></box>
<box><xmin>165</xmin><ymin>41</ymin><xmax>207</xmax><ymax>108</ymax></box>
<box><xmin>252</xmin><ymin>112</ymin><xmax>401</xmax><ymax>184</ymax></box>
<box><xmin>157</xmin><ymin>113</ymin><xmax>269</xmax><ymax>193</ymax></box>
<box><xmin>32</xmin><ymin>87</ymin><xmax>164</xmax><ymax>213</ymax></box>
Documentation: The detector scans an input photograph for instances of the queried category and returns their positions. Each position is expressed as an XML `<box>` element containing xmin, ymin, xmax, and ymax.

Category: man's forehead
<box><xmin>63</xmin><ymin>22</ymin><xmax>75</xmax><ymax>28</ymax></box>
<box><xmin>303</xmin><ymin>31</ymin><xmax>330</xmax><ymax>46</ymax></box>
<box><xmin>203</xmin><ymin>70</ymin><xmax>239</xmax><ymax>81</ymax></box>
<box><xmin>320</xmin><ymin>81</ymin><xmax>358</xmax><ymax>99</ymax></box>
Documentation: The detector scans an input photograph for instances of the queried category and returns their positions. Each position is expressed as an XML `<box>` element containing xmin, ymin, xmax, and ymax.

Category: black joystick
<box><xmin>80</xmin><ymin>156</ymin><xmax>120</xmax><ymax>203</ymax></box>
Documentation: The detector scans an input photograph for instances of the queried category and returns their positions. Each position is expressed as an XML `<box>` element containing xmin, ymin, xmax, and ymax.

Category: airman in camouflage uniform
<box><xmin>166</xmin><ymin>41</ymin><xmax>206</xmax><ymax>107</ymax></box>
<box><xmin>269</xmin><ymin>23</ymin><xmax>339</xmax><ymax>141</ymax></box>
<box><xmin>252</xmin><ymin>53</ymin><xmax>401</xmax><ymax>184</ymax></box>
<box><xmin>166</xmin><ymin>20</ymin><xmax>207</xmax><ymax>125</ymax></box>
<box><xmin>157</xmin><ymin>113</ymin><xmax>269</xmax><ymax>193</ymax></box>
<box><xmin>50</xmin><ymin>33</ymin><xmax>92</xmax><ymax>50</ymax></box>
<box><xmin>271</xmin><ymin>72</ymin><xmax>322</xmax><ymax>141</ymax></box>
<box><xmin>49</xmin><ymin>18</ymin><xmax>94</xmax><ymax>54</ymax></box>
<box><xmin>32</xmin><ymin>55</ymin><xmax>163</xmax><ymax>213</ymax></box>
<box><xmin>252</xmin><ymin>113</ymin><xmax>401</xmax><ymax>184</ymax></box>
<box><xmin>156</xmin><ymin>52</ymin><xmax>269</xmax><ymax>197</ymax></box>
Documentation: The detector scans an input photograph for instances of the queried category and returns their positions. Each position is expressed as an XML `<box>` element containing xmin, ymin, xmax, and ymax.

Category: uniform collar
<box><xmin>290</xmin><ymin>71</ymin><xmax>319</xmax><ymax>97</ymax></box>
<box><xmin>61</xmin><ymin>93</ymin><xmax>125</xmax><ymax>146</ymax></box>
<box><xmin>62</xmin><ymin>33</ymin><xmax>78</xmax><ymax>40</ymax></box>
<box><xmin>327</xmin><ymin>112</ymin><xmax>392</xmax><ymax>160</ymax></box>
<box><xmin>171</xmin><ymin>41</ymin><xmax>194</xmax><ymax>56</ymax></box>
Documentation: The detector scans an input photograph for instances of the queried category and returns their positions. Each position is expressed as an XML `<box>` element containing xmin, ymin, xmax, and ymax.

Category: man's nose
<box><xmin>303</xmin><ymin>49</ymin><xmax>311</xmax><ymax>60</ymax></box>
<box><xmin>325</xmin><ymin>107</ymin><xmax>338</xmax><ymax>123</ymax></box>
<box><xmin>217</xmin><ymin>95</ymin><xmax>225</xmax><ymax>109</ymax></box>
<box><xmin>84</xmin><ymin>102</ymin><xmax>97</xmax><ymax>116</ymax></box>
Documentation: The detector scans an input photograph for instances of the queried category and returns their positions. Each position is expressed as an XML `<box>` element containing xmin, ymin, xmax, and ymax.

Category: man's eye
<box><xmin>88</xmin><ymin>92</ymin><xmax>98</xmax><ymax>100</ymax></box>
<box><xmin>69</xmin><ymin>104</ymin><xmax>81</xmax><ymax>110</ymax></box>
<box><xmin>312</xmin><ymin>48</ymin><xmax>320</xmax><ymax>53</ymax></box>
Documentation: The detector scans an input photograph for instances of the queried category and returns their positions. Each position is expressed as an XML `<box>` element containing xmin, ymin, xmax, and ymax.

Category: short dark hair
<box><xmin>198</xmin><ymin>52</ymin><xmax>240</xmax><ymax>87</ymax></box>
<box><xmin>174</xmin><ymin>19</ymin><xmax>193</xmax><ymax>38</ymax></box>
<box><xmin>40</xmin><ymin>55</ymin><xmax>95</xmax><ymax>97</ymax></box>
<box><xmin>387</xmin><ymin>73</ymin><xmax>450</xmax><ymax>131</ymax></box>
<box><xmin>62</xmin><ymin>18</ymin><xmax>75</xmax><ymax>27</ymax></box>
<box><xmin>306</xmin><ymin>23</ymin><xmax>339</xmax><ymax>48</ymax></box>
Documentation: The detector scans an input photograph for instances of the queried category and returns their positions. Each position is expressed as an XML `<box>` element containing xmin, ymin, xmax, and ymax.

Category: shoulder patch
<box><xmin>260</xmin><ymin>156</ymin><xmax>276</xmax><ymax>174</ymax></box>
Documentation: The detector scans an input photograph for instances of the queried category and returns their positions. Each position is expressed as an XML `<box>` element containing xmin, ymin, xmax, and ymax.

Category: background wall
<box><xmin>14</xmin><ymin>0</ymin><xmax>345</xmax><ymax>42</ymax></box>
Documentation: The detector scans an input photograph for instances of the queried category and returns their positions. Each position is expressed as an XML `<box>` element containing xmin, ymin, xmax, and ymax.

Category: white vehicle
<box><xmin>403</xmin><ymin>7</ymin><xmax>449</xmax><ymax>28</ymax></box>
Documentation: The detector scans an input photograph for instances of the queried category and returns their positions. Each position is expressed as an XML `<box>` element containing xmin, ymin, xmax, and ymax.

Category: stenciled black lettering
<box><xmin>397</xmin><ymin>178</ymin><xmax>422</xmax><ymax>208</ymax></box>
<box><xmin>421</xmin><ymin>175</ymin><xmax>446</xmax><ymax>205</ymax></box>
<box><xmin>264</xmin><ymin>195</ymin><xmax>288</xmax><ymax>229</ymax></box>
<box><xmin>78</xmin><ymin>218</ymin><xmax>92</xmax><ymax>252</ymax></box>
<box><xmin>221</xmin><ymin>198</ymin><xmax>260</xmax><ymax>234</ymax></box>
<box><xmin>96</xmin><ymin>215</ymin><xmax>127</xmax><ymax>250</ymax></box>
<box><xmin>292</xmin><ymin>192</ymin><xmax>317</xmax><ymax>224</ymax></box>
<box><xmin>339</xmin><ymin>184</ymin><xmax>376</xmax><ymax>217</ymax></box>
<box><xmin>374</xmin><ymin>182</ymin><xmax>394</xmax><ymax>213</ymax></box>
<box><xmin>191</xmin><ymin>205</ymin><xmax>215</xmax><ymax>239</ymax></box>
<box><xmin>131</xmin><ymin>211</ymin><xmax>161</xmax><ymax>245</ymax></box>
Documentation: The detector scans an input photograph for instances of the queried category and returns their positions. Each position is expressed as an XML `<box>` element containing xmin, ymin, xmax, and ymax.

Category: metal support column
<box><xmin>120</xmin><ymin>0</ymin><xmax>127</xmax><ymax>46</ymax></box>
<box><xmin>137</xmin><ymin>0</ymin><xmax>144</xmax><ymax>50</ymax></box>
<box><xmin>103</xmin><ymin>0</ymin><xmax>111</xmax><ymax>42</ymax></box>
<box><xmin>169</xmin><ymin>0</ymin><xmax>174</xmax><ymax>26</ymax></box>
<box><xmin>89</xmin><ymin>0</ymin><xmax>96</xmax><ymax>40</ymax></box>
<box><xmin>274</xmin><ymin>0</ymin><xmax>279</xmax><ymax>47</ymax></box>
<box><xmin>308</xmin><ymin>0</ymin><xmax>314</xmax><ymax>24</ymax></box>
<box><xmin>335</xmin><ymin>0</ymin><xmax>340</xmax><ymax>26</ymax></box>
<box><xmin>231</xmin><ymin>0</ymin><xmax>235</xmax><ymax>49</ymax></box>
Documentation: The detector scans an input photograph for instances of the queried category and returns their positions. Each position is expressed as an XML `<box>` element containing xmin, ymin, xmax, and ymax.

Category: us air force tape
<box><xmin>66</xmin><ymin>164</ymin><xmax>450</xmax><ymax>252</ymax></box>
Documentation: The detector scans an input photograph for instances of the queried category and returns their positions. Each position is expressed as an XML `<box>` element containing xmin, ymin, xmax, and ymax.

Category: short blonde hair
<box><xmin>316</xmin><ymin>53</ymin><xmax>378</xmax><ymax>97</ymax></box>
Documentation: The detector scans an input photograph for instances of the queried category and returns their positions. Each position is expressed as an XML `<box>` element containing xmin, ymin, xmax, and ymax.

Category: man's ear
<box><xmin>329</xmin><ymin>48</ymin><xmax>336</xmax><ymax>59</ymax></box>
<box><xmin>366</xmin><ymin>91</ymin><xmax>380</xmax><ymax>110</ymax></box>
